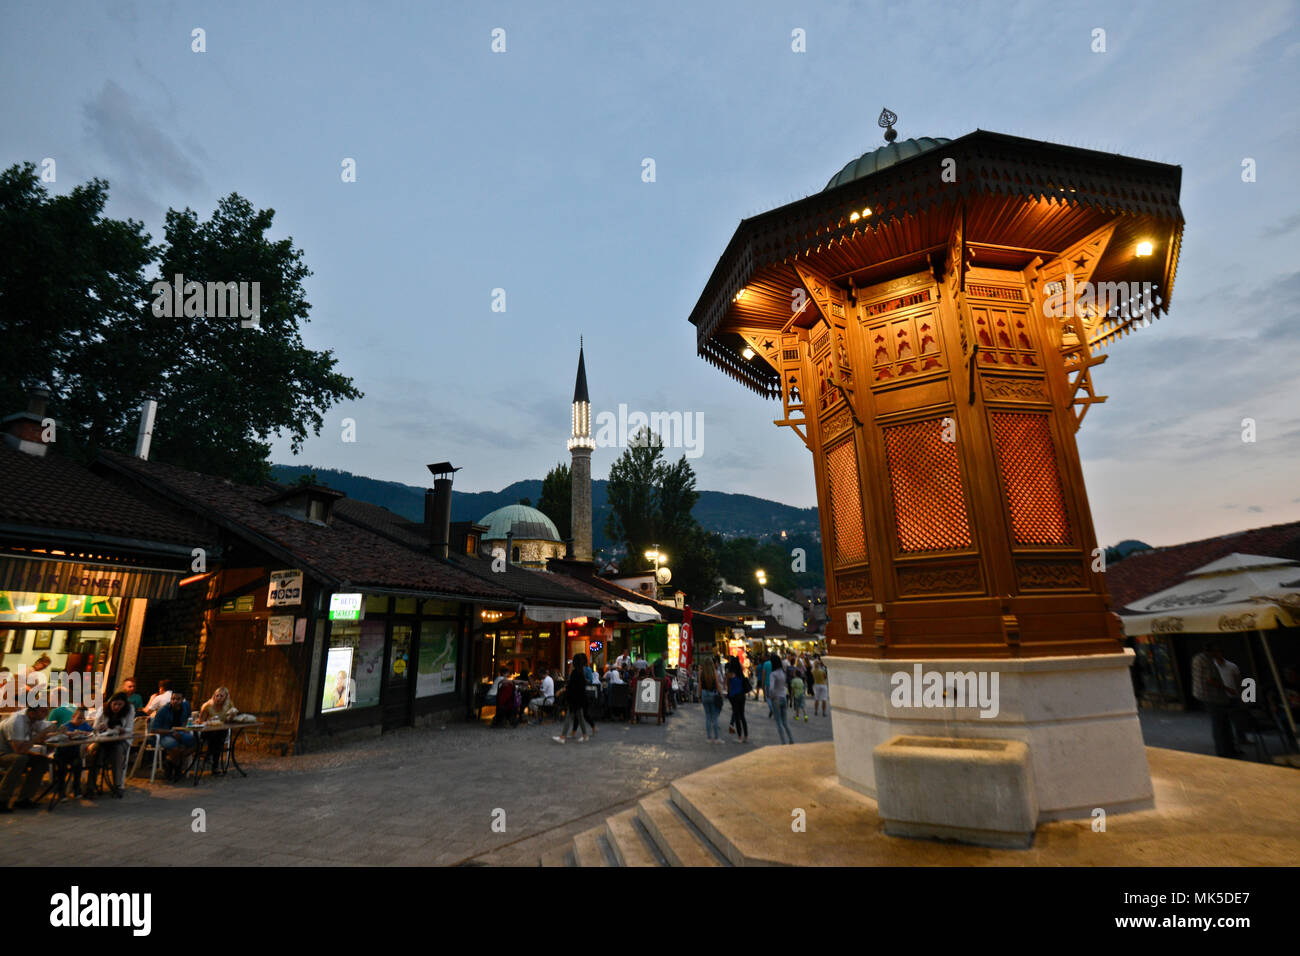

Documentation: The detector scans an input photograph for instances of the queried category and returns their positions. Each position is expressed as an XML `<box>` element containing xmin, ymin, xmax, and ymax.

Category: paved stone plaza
<box><xmin>1</xmin><ymin>702</ymin><xmax>1277</xmax><ymax>866</ymax></box>
<box><xmin>0</xmin><ymin>701</ymin><xmax>834</xmax><ymax>867</ymax></box>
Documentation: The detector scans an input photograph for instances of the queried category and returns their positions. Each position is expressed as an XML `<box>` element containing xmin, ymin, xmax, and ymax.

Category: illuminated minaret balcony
<box><xmin>568</xmin><ymin>400</ymin><xmax>595</xmax><ymax>450</ymax></box>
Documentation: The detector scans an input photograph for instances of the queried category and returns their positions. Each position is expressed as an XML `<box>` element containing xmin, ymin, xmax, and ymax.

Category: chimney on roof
<box><xmin>426</xmin><ymin>462</ymin><xmax>459</xmax><ymax>560</ymax></box>
<box><xmin>2</xmin><ymin>385</ymin><xmax>53</xmax><ymax>457</ymax></box>
<box><xmin>134</xmin><ymin>399</ymin><xmax>157</xmax><ymax>460</ymax></box>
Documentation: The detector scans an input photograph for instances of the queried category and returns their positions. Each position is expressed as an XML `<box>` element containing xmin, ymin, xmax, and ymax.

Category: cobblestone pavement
<box><xmin>0</xmin><ymin>698</ymin><xmax>835</xmax><ymax>867</ymax></box>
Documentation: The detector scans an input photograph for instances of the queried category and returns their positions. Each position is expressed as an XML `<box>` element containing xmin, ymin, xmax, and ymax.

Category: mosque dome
<box><xmin>478</xmin><ymin>503</ymin><xmax>562</xmax><ymax>542</ymax></box>
<box><xmin>824</xmin><ymin>136</ymin><xmax>952</xmax><ymax>191</ymax></box>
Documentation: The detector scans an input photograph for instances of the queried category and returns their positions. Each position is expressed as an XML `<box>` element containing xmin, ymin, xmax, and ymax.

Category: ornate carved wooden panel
<box><xmin>834</xmin><ymin>571</ymin><xmax>872</xmax><ymax>602</ymax></box>
<box><xmin>896</xmin><ymin>562</ymin><xmax>983</xmax><ymax>596</ymax></box>
<box><xmin>825</xmin><ymin>438</ymin><xmax>868</xmax><ymax>566</ymax></box>
<box><xmin>866</xmin><ymin>305</ymin><xmax>944</xmax><ymax>385</ymax></box>
<box><xmin>990</xmin><ymin>412</ymin><xmax>1072</xmax><ymax>546</ymax></box>
<box><xmin>1016</xmin><ymin>560</ymin><xmax>1087</xmax><ymax>591</ymax></box>
<box><xmin>882</xmin><ymin>418</ymin><xmax>972</xmax><ymax>552</ymax></box>
<box><xmin>971</xmin><ymin>303</ymin><xmax>1038</xmax><ymax>370</ymax></box>
<box><xmin>821</xmin><ymin>404</ymin><xmax>854</xmax><ymax>441</ymax></box>
<box><xmin>981</xmin><ymin>377</ymin><xmax>1049</xmax><ymax>403</ymax></box>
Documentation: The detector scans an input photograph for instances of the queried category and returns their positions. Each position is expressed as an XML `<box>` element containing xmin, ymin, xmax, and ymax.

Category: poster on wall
<box><xmin>350</xmin><ymin>621</ymin><xmax>384</xmax><ymax>708</ymax></box>
<box><xmin>322</xmin><ymin>646</ymin><xmax>354</xmax><ymax>712</ymax></box>
<box><xmin>416</xmin><ymin>621</ymin><xmax>458</xmax><ymax>699</ymax></box>
<box><xmin>267</xmin><ymin>615</ymin><xmax>295</xmax><ymax>646</ymax></box>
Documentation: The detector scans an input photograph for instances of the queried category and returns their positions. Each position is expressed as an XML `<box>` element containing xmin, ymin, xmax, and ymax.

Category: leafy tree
<box><xmin>0</xmin><ymin>166</ymin><xmax>361</xmax><ymax>482</ymax></box>
<box><xmin>711</xmin><ymin>532</ymin><xmax>825</xmax><ymax>606</ymax></box>
<box><xmin>536</xmin><ymin>463</ymin><xmax>572</xmax><ymax>541</ymax></box>
<box><xmin>604</xmin><ymin>428</ymin><xmax>718</xmax><ymax>605</ymax></box>
<box><xmin>144</xmin><ymin>194</ymin><xmax>361</xmax><ymax>482</ymax></box>
<box><xmin>0</xmin><ymin>163</ymin><xmax>157</xmax><ymax>457</ymax></box>
<box><xmin>604</xmin><ymin>429</ymin><xmax>663</xmax><ymax>562</ymax></box>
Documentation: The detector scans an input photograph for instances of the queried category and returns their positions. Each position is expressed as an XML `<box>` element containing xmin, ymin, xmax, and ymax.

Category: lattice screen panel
<box><xmin>825</xmin><ymin>439</ymin><xmax>867</xmax><ymax>566</ymax></box>
<box><xmin>990</xmin><ymin>412</ymin><xmax>1073</xmax><ymax>545</ymax></box>
<box><xmin>883</xmin><ymin>419</ymin><xmax>972</xmax><ymax>552</ymax></box>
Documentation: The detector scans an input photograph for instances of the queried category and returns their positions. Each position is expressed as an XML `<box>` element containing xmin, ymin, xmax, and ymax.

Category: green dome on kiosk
<box><xmin>824</xmin><ymin>136</ymin><xmax>952</xmax><ymax>191</ymax></box>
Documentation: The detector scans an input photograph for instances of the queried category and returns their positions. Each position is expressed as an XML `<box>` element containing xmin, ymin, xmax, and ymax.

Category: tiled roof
<box><xmin>1106</xmin><ymin>521</ymin><xmax>1300</xmax><ymax>610</ymax></box>
<box><xmin>98</xmin><ymin>451</ymin><xmax>515</xmax><ymax>601</ymax></box>
<box><xmin>445</xmin><ymin>554</ymin><xmax>603</xmax><ymax>609</ymax></box>
<box><xmin>0</xmin><ymin>444</ymin><xmax>205</xmax><ymax>549</ymax></box>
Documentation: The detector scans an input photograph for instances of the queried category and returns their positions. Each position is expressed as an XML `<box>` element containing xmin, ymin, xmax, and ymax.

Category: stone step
<box><xmin>603</xmin><ymin>808</ymin><xmax>664</xmax><ymax>866</ymax></box>
<box><xmin>538</xmin><ymin>843</ymin><xmax>572</xmax><ymax>867</ymax></box>
<box><xmin>572</xmin><ymin>824</ymin><xmax>615</xmax><ymax>867</ymax></box>
<box><xmin>637</xmin><ymin>790</ymin><xmax>727</xmax><ymax>867</ymax></box>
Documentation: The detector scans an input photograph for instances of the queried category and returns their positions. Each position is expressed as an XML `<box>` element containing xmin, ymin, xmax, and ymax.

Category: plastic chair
<box><xmin>128</xmin><ymin>717</ymin><xmax>162</xmax><ymax>783</ymax></box>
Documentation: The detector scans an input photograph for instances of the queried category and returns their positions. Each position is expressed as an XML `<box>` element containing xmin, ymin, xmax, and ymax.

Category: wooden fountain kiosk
<box><xmin>688</xmin><ymin>118</ymin><xmax>1184</xmax><ymax>836</ymax></box>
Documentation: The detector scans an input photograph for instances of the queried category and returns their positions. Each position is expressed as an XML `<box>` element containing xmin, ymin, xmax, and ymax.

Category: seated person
<box><xmin>50</xmin><ymin>706</ymin><xmax>95</xmax><ymax>798</ymax></box>
<box><xmin>528</xmin><ymin>669</ymin><xmax>555</xmax><ymax>721</ymax></box>
<box><xmin>119</xmin><ymin>677</ymin><xmax>145</xmax><ymax>714</ymax></box>
<box><xmin>64</xmin><ymin>707</ymin><xmax>95</xmax><ymax>734</ymax></box>
<box><xmin>143</xmin><ymin>679</ymin><xmax>173</xmax><ymax>716</ymax></box>
<box><xmin>198</xmin><ymin>687</ymin><xmax>239</xmax><ymax>773</ymax></box>
<box><xmin>88</xmin><ymin>693</ymin><xmax>134</xmax><ymax>798</ymax></box>
<box><xmin>47</xmin><ymin>687</ymin><xmax>76</xmax><ymax>727</ymax></box>
<box><xmin>0</xmin><ymin>704</ymin><xmax>54</xmax><ymax>811</ymax></box>
<box><xmin>149</xmin><ymin>689</ymin><xmax>195</xmax><ymax>782</ymax></box>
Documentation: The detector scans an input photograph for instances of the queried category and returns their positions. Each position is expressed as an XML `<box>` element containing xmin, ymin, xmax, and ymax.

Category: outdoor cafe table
<box><xmin>34</xmin><ymin>731</ymin><xmax>149</xmax><ymax>811</ymax></box>
<box><xmin>180</xmin><ymin>721</ymin><xmax>262</xmax><ymax>786</ymax></box>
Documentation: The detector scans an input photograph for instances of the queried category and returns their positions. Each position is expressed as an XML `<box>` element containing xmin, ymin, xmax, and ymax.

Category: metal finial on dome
<box><xmin>878</xmin><ymin>107</ymin><xmax>899</xmax><ymax>143</ymax></box>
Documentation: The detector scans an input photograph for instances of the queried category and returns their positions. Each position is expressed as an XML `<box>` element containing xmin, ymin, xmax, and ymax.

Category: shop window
<box><xmin>364</xmin><ymin>594</ymin><xmax>390</xmax><ymax>615</ymax></box>
<box><xmin>0</xmin><ymin>592</ymin><xmax>119</xmax><ymax>705</ymax></box>
<box><xmin>422</xmin><ymin>599</ymin><xmax>459</xmax><ymax>616</ymax></box>
<box><xmin>321</xmin><ymin>620</ymin><xmax>384</xmax><ymax>713</ymax></box>
<box><xmin>394</xmin><ymin>597</ymin><xmax>417</xmax><ymax>615</ymax></box>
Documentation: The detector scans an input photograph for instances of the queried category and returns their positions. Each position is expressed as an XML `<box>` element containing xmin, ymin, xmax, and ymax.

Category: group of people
<box><xmin>698</xmin><ymin>653</ymin><xmax>828</xmax><ymax>745</ymax></box>
<box><xmin>0</xmin><ymin>675</ymin><xmax>241</xmax><ymax>811</ymax></box>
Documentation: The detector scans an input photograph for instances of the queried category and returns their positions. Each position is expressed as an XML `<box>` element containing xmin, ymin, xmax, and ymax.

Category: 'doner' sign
<box><xmin>267</xmin><ymin>569</ymin><xmax>304</xmax><ymax>607</ymax></box>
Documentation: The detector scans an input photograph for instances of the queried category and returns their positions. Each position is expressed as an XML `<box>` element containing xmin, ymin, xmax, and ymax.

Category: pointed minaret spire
<box><xmin>573</xmin><ymin>337</ymin><xmax>590</xmax><ymax>404</ymax></box>
<box><xmin>568</xmin><ymin>338</ymin><xmax>594</xmax><ymax>561</ymax></box>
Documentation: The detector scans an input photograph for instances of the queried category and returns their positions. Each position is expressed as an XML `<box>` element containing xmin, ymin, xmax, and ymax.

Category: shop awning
<box><xmin>616</xmin><ymin>599</ymin><xmax>662</xmax><ymax>622</ymax></box>
<box><xmin>0</xmin><ymin>554</ymin><xmax>186</xmax><ymax>600</ymax></box>
<box><xmin>1118</xmin><ymin>553</ymin><xmax>1300</xmax><ymax>636</ymax></box>
<box><xmin>522</xmin><ymin>604</ymin><xmax>602</xmax><ymax>623</ymax></box>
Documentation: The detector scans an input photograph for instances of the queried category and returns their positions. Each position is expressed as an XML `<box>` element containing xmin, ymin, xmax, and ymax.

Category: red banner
<box><xmin>682</xmin><ymin>606</ymin><xmax>694</xmax><ymax>671</ymax></box>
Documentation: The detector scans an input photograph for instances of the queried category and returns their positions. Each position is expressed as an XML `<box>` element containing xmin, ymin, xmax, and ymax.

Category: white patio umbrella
<box><xmin>1119</xmin><ymin>552</ymin><xmax>1300</xmax><ymax>742</ymax></box>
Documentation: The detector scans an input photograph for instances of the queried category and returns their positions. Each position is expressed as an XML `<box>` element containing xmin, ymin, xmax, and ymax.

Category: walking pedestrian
<box><xmin>553</xmin><ymin>653</ymin><xmax>592</xmax><ymax>744</ymax></box>
<box><xmin>769</xmin><ymin>653</ymin><xmax>794</xmax><ymax>745</ymax></box>
<box><xmin>700</xmin><ymin>659</ymin><xmax>725</xmax><ymax>744</ymax></box>
<box><xmin>726</xmin><ymin>659</ymin><xmax>749</xmax><ymax>744</ymax></box>
<box><xmin>812</xmin><ymin>659</ymin><xmax>829</xmax><ymax>717</ymax></box>
<box><xmin>762</xmin><ymin>655</ymin><xmax>774</xmax><ymax>717</ymax></box>
<box><xmin>791</xmin><ymin>670</ymin><xmax>807</xmax><ymax>722</ymax></box>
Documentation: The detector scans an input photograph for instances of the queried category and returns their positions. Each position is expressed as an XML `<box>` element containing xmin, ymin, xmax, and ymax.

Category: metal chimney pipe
<box><xmin>134</xmin><ymin>399</ymin><xmax>157</xmax><ymax>460</ymax></box>
<box><xmin>430</xmin><ymin>478</ymin><xmax>453</xmax><ymax>560</ymax></box>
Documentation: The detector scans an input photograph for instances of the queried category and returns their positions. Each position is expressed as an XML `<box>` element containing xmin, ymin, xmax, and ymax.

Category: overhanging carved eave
<box><xmin>690</xmin><ymin>131</ymin><xmax>1184</xmax><ymax>366</ymax></box>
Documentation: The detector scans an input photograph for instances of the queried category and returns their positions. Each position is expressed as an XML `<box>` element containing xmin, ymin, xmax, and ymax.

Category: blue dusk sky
<box><xmin>2</xmin><ymin>0</ymin><xmax>1297</xmax><ymax>547</ymax></box>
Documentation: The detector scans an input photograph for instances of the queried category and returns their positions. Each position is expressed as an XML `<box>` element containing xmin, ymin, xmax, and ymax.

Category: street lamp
<box><xmin>645</xmin><ymin>546</ymin><xmax>670</xmax><ymax>600</ymax></box>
